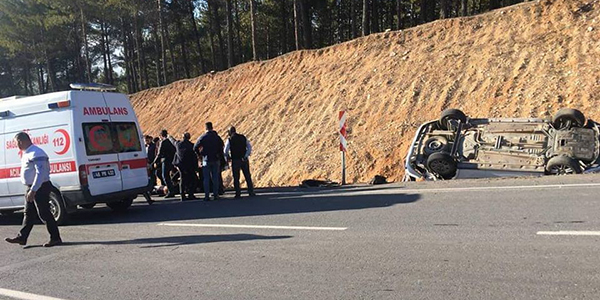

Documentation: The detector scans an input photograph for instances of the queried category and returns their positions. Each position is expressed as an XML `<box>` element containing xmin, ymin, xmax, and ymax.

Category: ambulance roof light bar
<box><xmin>70</xmin><ymin>83</ymin><xmax>117</xmax><ymax>92</ymax></box>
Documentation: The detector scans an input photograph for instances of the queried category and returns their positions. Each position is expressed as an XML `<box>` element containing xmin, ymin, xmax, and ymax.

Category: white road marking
<box><xmin>158</xmin><ymin>223</ymin><xmax>347</xmax><ymax>231</ymax></box>
<box><xmin>0</xmin><ymin>288</ymin><xmax>68</xmax><ymax>300</ymax></box>
<box><xmin>401</xmin><ymin>183</ymin><xmax>600</xmax><ymax>194</ymax></box>
<box><xmin>276</xmin><ymin>182</ymin><xmax>600</xmax><ymax>199</ymax></box>
<box><xmin>537</xmin><ymin>231</ymin><xmax>600</xmax><ymax>236</ymax></box>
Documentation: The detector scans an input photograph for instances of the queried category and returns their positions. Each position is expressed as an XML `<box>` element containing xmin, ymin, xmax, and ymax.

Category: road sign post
<box><xmin>339</xmin><ymin>110</ymin><xmax>347</xmax><ymax>185</ymax></box>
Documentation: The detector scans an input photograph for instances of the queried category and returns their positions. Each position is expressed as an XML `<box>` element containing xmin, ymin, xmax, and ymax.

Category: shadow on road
<box><xmin>19</xmin><ymin>234</ymin><xmax>291</xmax><ymax>249</ymax></box>
<box><xmin>0</xmin><ymin>187</ymin><xmax>420</xmax><ymax>226</ymax></box>
<box><xmin>75</xmin><ymin>234</ymin><xmax>291</xmax><ymax>248</ymax></box>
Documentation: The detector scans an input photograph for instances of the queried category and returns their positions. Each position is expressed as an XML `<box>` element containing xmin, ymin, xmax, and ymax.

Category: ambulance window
<box><xmin>83</xmin><ymin>123</ymin><xmax>116</xmax><ymax>155</ymax></box>
<box><xmin>115</xmin><ymin>122</ymin><xmax>141</xmax><ymax>153</ymax></box>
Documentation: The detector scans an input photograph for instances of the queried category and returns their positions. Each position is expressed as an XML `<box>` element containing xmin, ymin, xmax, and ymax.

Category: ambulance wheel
<box><xmin>49</xmin><ymin>189</ymin><xmax>69</xmax><ymax>225</ymax></box>
<box><xmin>107</xmin><ymin>198</ymin><xmax>134</xmax><ymax>212</ymax></box>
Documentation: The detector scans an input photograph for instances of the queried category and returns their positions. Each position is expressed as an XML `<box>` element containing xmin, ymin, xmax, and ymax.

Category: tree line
<box><xmin>0</xmin><ymin>0</ymin><xmax>528</xmax><ymax>97</ymax></box>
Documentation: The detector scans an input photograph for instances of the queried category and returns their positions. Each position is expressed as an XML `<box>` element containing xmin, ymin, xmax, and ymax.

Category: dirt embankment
<box><xmin>131</xmin><ymin>0</ymin><xmax>600</xmax><ymax>187</ymax></box>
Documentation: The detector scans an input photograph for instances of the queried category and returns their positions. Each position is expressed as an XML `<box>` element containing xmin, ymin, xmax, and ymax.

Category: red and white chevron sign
<box><xmin>339</xmin><ymin>110</ymin><xmax>347</xmax><ymax>152</ymax></box>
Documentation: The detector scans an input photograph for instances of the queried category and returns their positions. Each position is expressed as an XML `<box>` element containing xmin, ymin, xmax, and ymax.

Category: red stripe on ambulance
<box><xmin>119</xmin><ymin>158</ymin><xmax>147</xmax><ymax>170</ymax></box>
<box><xmin>0</xmin><ymin>161</ymin><xmax>77</xmax><ymax>179</ymax></box>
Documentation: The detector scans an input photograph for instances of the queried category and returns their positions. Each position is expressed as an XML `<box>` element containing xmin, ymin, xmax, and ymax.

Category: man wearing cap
<box><xmin>224</xmin><ymin>126</ymin><xmax>255</xmax><ymax>198</ymax></box>
<box><xmin>5</xmin><ymin>132</ymin><xmax>62</xmax><ymax>247</ymax></box>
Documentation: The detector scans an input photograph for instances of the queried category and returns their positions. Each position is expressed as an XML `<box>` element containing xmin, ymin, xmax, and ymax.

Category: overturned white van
<box><xmin>0</xmin><ymin>84</ymin><xmax>150</xmax><ymax>224</ymax></box>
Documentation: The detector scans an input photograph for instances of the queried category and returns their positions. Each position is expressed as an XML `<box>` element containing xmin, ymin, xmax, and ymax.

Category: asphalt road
<box><xmin>1</xmin><ymin>174</ymin><xmax>600</xmax><ymax>300</ymax></box>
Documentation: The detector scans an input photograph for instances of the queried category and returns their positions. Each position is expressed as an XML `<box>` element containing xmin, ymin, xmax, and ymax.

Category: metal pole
<box><xmin>341</xmin><ymin>151</ymin><xmax>346</xmax><ymax>185</ymax></box>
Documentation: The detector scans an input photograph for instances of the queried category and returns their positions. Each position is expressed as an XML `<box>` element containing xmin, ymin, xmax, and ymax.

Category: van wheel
<box><xmin>438</xmin><ymin>109</ymin><xmax>467</xmax><ymax>130</ymax></box>
<box><xmin>107</xmin><ymin>198</ymin><xmax>134</xmax><ymax>212</ymax></box>
<box><xmin>49</xmin><ymin>189</ymin><xmax>69</xmax><ymax>225</ymax></box>
<box><xmin>545</xmin><ymin>156</ymin><xmax>582</xmax><ymax>175</ymax></box>
<box><xmin>423</xmin><ymin>136</ymin><xmax>449</xmax><ymax>155</ymax></box>
<box><xmin>426</xmin><ymin>152</ymin><xmax>457</xmax><ymax>179</ymax></box>
<box><xmin>552</xmin><ymin>108</ymin><xmax>585</xmax><ymax>130</ymax></box>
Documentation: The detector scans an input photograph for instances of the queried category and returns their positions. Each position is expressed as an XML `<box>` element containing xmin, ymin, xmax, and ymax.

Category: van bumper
<box><xmin>60</xmin><ymin>185</ymin><xmax>151</xmax><ymax>207</ymax></box>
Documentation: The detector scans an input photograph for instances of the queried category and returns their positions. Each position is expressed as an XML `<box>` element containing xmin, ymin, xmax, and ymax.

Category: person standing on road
<box><xmin>194</xmin><ymin>122</ymin><xmax>224</xmax><ymax>201</ymax></box>
<box><xmin>5</xmin><ymin>132</ymin><xmax>62</xmax><ymax>247</ymax></box>
<box><xmin>153</xmin><ymin>129</ymin><xmax>176</xmax><ymax>198</ymax></box>
<box><xmin>145</xmin><ymin>135</ymin><xmax>157</xmax><ymax>186</ymax></box>
<box><xmin>152</xmin><ymin>137</ymin><xmax>163</xmax><ymax>185</ymax></box>
<box><xmin>174</xmin><ymin>132</ymin><xmax>198</xmax><ymax>201</ymax></box>
<box><xmin>142</xmin><ymin>135</ymin><xmax>156</xmax><ymax>204</ymax></box>
<box><xmin>224</xmin><ymin>126</ymin><xmax>255</xmax><ymax>198</ymax></box>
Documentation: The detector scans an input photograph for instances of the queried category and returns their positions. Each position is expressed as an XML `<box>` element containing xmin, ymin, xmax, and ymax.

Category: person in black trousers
<box><xmin>224</xmin><ymin>126</ymin><xmax>255</xmax><ymax>198</ymax></box>
<box><xmin>153</xmin><ymin>129</ymin><xmax>177</xmax><ymax>198</ymax></box>
<box><xmin>152</xmin><ymin>137</ymin><xmax>163</xmax><ymax>185</ymax></box>
<box><xmin>194</xmin><ymin>122</ymin><xmax>225</xmax><ymax>201</ymax></box>
<box><xmin>5</xmin><ymin>132</ymin><xmax>62</xmax><ymax>247</ymax></box>
<box><xmin>142</xmin><ymin>135</ymin><xmax>157</xmax><ymax>204</ymax></box>
<box><xmin>145</xmin><ymin>135</ymin><xmax>157</xmax><ymax>186</ymax></box>
<box><xmin>173</xmin><ymin>132</ymin><xmax>198</xmax><ymax>201</ymax></box>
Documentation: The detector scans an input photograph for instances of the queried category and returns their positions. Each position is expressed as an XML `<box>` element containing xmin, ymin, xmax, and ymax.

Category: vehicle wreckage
<box><xmin>404</xmin><ymin>108</ymin><xmax>600</xmax><ymax>181</ymax></box>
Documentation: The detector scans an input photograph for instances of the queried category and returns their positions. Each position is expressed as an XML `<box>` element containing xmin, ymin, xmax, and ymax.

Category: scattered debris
<box><xmin>300</xmin><ymin>179</ymin><xmax>338</xmax><ymax>188</ymax></box>
<box><xmin>369</xmin><ymin>175</ymin><xmax>388</xmax><ymax>185</ymax></box>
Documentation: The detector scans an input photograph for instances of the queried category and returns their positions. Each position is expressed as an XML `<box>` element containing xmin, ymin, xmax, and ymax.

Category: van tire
<box><xmin>107</xmin><ymin>198</ymin><xmax>134</xmax><ymax>212</ymax></box>
<box><xmin>49</xmin><ymin>189</ymin><xmax>69</xmax><ymax>225</ymax></box>
<box><xmin>426</xmin><ymin>152</ymin><xmax>457</xmax><ymax>179</ymax></box>
<box><xmin>423</xmin><ymin>136</ymin><xmax>450</xmax><ymax>155</ymax></box>
<box><xmin>545</xmin><ymin>156</ymin><xmax>582</xmax><ymax>175</ymax></box>
<box><xmin>552</xmin><ymin>108</ymin><xmax>586</xmax><ymax>129</ymax></box>
<box><xmin>438</xmin><ymin>109</ymin><xmax>467</xmax><ymax>130</ymax></box>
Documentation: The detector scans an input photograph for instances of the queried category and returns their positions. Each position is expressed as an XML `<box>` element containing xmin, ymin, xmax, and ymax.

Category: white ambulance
<box><xmin>0</xmin><ymin>83</ymin><xmax>150</xmax><ymax>224</ymax></box>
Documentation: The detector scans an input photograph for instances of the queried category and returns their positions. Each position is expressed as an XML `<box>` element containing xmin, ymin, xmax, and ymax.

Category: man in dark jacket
<box><xmin>153</xmin><ymin>129</ymin><xmax>176</xmax><ymax>198</ymax></box>
<box><xmin>224</xmin><ymin>126</ymin><xmax>255</xmax><ymax>198</ymax></box>
<box><xmin>194</xmin><ymin>122</ymin><xmax>224</xmax><ymax>201</ymax></box>
<box><xmin>152</xmin><ymin>137</ymin><xmax>163</xmax><ymax>185</ymax></box>
<box><xmin>145</xmin><ymin>135</ymin><xmax>157</xmax><ymax>186</ymax></box>
<box><xmin>142</xmin><ymin>135</ymin><xmax>157</xmax><ymax>204</ymax></box>
<box><xmin>173</xmin><ymin>132</ymin><xmax>198</xmax><ymax>201</ymax></box>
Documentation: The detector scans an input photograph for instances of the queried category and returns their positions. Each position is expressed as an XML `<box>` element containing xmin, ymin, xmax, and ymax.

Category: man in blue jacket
<box><xmin>194</xmin><ymin>122</ymin><xmax>224</xmax><ymax>201</ymax></box>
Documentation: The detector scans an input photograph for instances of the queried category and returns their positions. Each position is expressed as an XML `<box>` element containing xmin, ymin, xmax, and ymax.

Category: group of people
<box><xmin>145</xmin><ymin>122</ymin><xmax>255</xmax><ymax>202</ymax></box>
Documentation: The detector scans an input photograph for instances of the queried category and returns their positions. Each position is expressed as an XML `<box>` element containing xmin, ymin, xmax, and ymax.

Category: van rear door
<box><xmin>102</xmin><ymin>93</ymin><xmax>148</xmax><ymax>191</ymax></box>
<box><xmin>77</xmin><ymin>92</ymin><xmax>123</xmax><ymax>196</ymax></box>
<box><xmin>0</xmin><ymin>119</ymin><xmax>13</xmax><ymax>207</ymax></box>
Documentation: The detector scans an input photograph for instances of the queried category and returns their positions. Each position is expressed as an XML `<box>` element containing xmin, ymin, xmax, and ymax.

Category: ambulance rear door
<box><xmin>102</xmin><ymin>93</ymin><xmax>148</xmax><ymax>191</ymax></box>
<box><xmin>74</xmin><ymin>91</ymin><xmax>123</xmax><ymax>196</ymax></box>
<box><xmin>0</xmin><ymin>119</ymin><xmax>13</xmax><ymax>208</ymax></box>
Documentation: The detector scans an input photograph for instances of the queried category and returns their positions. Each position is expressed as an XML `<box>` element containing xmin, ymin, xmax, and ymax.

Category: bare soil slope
<box><xmin>131</xmin><ymin>0</ymin><xmax>600</xmax><ymax>187</ymax></box>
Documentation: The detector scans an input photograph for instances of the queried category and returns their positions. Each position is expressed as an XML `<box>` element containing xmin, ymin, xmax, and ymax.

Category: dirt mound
<box><xmin>131</xmin><ymin>0</ymin><xmax>600</xmax><ymax>187</ymax></box>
